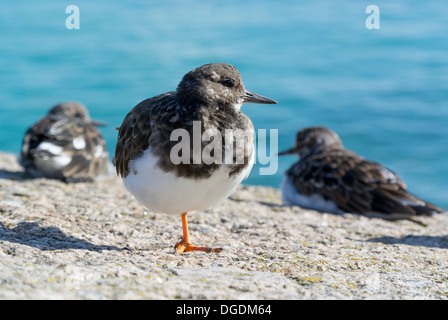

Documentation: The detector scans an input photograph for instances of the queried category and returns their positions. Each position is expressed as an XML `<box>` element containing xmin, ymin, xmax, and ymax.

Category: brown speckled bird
<box><xmin>114</xmin><ymin>63</ymin><xmax>277</xmax><ymax>254</ymax></box>
<box><xmin>20</xmin><ymin>102</ymin><xmax>109</xmax><ymax>182</ymax></box>
<box><xmin>279</xmin><ymin>126</ymin><xmax>446</xmax><ymax>220</ymax></box>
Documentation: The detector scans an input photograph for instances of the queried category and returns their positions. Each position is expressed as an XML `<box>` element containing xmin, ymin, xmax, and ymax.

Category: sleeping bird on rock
<box><xmin>20</xmin><ymin>101</ymin><xmax>110</xmax><ymax>182</ymax></box>
<box><xmin>279</xmin><ymin>126</ymin><xmax>446</xmax><ymax>220</ymax></box>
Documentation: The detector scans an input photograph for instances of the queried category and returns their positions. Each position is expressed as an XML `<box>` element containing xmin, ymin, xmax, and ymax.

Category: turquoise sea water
<box><xmin>1</xmin><ymin>1</ymin><xmax>447</xmax><ymax>208</ymax></box>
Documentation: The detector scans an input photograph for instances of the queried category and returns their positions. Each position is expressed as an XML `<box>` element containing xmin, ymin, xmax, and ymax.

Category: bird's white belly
<box><xmin>123</xmin><ymin>148</ymin><xmax>254</xmax><ymax>214</ymax></box>
<box><xmin>280</xmin><ymin>175</ymin><xmax>342</xmax><ymax>214</ymax></box>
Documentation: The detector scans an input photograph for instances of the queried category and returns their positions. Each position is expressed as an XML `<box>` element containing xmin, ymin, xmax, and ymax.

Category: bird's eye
<box><xmin>220</xmin><ymin>79</ymin><xmax>233</xmax><ymax>87</ymax></box>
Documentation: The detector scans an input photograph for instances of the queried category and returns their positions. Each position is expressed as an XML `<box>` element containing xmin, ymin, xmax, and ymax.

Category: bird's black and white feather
<box><xmin>20</xmin><ymin>101</ymin><xmax>110</xmax><ymax>182</ymax></box>
<box><xmin>279</xmin><ymin>126</ymin><xmax>445</xmax><ymax>219</ymax></box>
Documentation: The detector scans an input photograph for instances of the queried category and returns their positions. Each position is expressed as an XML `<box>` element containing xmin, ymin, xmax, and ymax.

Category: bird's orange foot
<box><xmin>174</xmin><ymin>239</ymin><xmax>223</xmax><ymax>254</ymax></box>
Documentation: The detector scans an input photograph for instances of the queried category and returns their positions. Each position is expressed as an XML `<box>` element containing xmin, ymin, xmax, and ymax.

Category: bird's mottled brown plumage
<box><xmin>114</xmin><ymin>63</ymin><xmax>276</xmax><ymax>180</ymax></box>
<box><xmin>280</xmin><ymin>126</ymin><xmax>445</xmax><ymax>219</ymax></box>
<box><xmin>113</xmin><ymin>63</ymin><xmax>277</xmax><ymax>254</ymax></box>
<box><xmin>20</xmin><ymin>102</ymin><xmax>109</xmax><ymax>182</ymax></box>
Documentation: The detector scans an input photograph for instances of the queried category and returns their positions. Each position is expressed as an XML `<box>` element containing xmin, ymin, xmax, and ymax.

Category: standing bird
<box><xmin>20</xmin><ymin>101</ymin><xmax>110</xmax><ymax>182</ymax></box>
<box><xmin>279</xmin><ymin>126</ymin><xmax>445</xmax><ymax>220</ymax></box>
<box><xmin>114</xmin><ymin>63</ymin><xmax>277</xmax><ymax>254</ymax></box>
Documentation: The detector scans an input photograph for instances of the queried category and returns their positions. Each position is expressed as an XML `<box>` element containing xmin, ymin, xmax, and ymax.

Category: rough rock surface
<box><xmin>0</xmin><ymin>151</ymin><xmax>447</xmax><ymax>299</ymax></box>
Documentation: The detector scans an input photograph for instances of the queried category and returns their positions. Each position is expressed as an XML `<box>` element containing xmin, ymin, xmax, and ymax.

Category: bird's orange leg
<box><xmin>174</xmin><ymin>212</ymin><xmax>223</xmax><ymax>254</ymax></box>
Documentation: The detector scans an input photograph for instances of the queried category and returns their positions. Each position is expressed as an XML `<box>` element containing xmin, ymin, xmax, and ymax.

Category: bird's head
<box><xmin>46</xmin><ymin>101</ymin><xmax>106</xmax><ymax>126</ymax></box>
<box><xmin>279</xmin><ymin>126</ymin><xmax>343</xmax><ymax>159</ymax></box>
<box><xmin>176</xmin><ymin>63</ymin><xmax>277</xmax><ymax>112</ymax></box>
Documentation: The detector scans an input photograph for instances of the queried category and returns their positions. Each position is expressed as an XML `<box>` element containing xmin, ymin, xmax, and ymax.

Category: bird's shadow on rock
<box><xmin>0</xmin><ymin>169</ymin><xmax>32</xmax><ymax>181</ymax></box>
<box><xmin>229</xmin><ymin>197</ymin><xmax>284</xmax><ymax>209</ymax></box>
<box><xmin>0</xmin><ymin>222</ymin><xmax>123</xmax><ymax>252</ymax></box>
<box><xmin>367</xmin><ymin>235</ymin><xmax>448</xmax><ymax>249</ymax></box>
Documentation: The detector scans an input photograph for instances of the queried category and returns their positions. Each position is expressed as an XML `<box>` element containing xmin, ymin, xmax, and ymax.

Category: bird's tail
<box><xmin>371</xmin><ymin>187</ymin><xmax>446</xmax><ymax>218</ymax></box>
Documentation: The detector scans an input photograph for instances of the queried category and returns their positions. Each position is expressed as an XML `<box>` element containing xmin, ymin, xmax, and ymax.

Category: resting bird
<box><xmin>279</xmin><ymin>126</ymin><xmax>445</xmax><ymax>220</ymax></box>
<box><xmin>113</xmin><ymin>63</ymin><xmax>277</xmax><ymax>253</ymax></box>
<box><xmin>20</xmin><ymin>101</ymin><xmax>110</xmax><ymax>182</ymax></box>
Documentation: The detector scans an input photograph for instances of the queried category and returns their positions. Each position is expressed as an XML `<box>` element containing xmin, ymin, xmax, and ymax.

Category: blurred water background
<box><xmin>0</xmin><ymin>0</ymin><xmax>447</xmax><ymax>208</ymax></box>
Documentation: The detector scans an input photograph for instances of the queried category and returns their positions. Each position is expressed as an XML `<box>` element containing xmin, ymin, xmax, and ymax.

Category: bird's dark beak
<box><xmin>277</xmin><ymin>147</ymin><xmax>297</xmax><ymax>156</ymax></box>
<box><xmin>242</xmin><ymin>90</ymin><xmax>278</xmax><ymax>104</ymax></box>
<box><xmin>90</xmin><ymin>119</ymin><xmax>108</xmax><ymax>127</ymax></box>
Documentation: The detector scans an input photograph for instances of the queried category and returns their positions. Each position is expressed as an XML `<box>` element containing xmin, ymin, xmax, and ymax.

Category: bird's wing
<box><xmin>113</xmin><ymin>92</ymin><xmax>177</xmax><ymax>178</ymax></box>
<box><xmin>289</xmin><ymin>149</ymin><xmax>442</xmax><ymax>216</ymax></box>
<box><xmin>60</xmin><ymin>121</ymin><xmax>109</xmax><ymax>182</ymax></box>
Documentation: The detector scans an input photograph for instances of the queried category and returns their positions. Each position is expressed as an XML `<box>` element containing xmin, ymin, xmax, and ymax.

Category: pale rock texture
<box><xmin>0</xmin><ymin>152</ymin><xmax>447</xmax><ymax>299</ymax></box>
